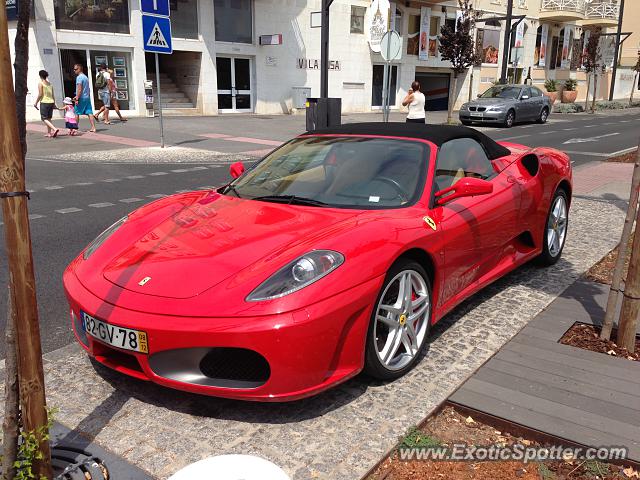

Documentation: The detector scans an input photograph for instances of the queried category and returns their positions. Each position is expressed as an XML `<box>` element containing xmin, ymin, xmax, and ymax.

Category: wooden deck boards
<box><xmin>449</xmin><ymin>279</ymin><xmax>640</xmax><ymax>462</ymax></box>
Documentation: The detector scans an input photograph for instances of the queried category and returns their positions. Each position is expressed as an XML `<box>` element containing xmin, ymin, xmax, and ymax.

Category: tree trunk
<box><xmin>13</xmin><ymin>0</ymin><xmax>31</xmax><ymax>159</ymax></box>
<box><xmin>631</xmin><ymin>72</ymin><xmax>638</xmax><ymax>106</ymax></box>
<box><xmin>2</xmin><ymin>290</ymin><xmax>20</xmax><ymax>480</ymax></box>
<box><xmin>617</xmin><ymin>201</ymin><xmax>640</xmax><ymax>352</ymax></box>
<box><xmin>591</xmin><ymin>72</ymin><xmax>598</xmax><ymax>113</ymax></box>
<box><xmin>601</xmin><ymin>147</ymin><xmax>640</xmax><ymax>340</ymax></box>
<box><xmin>468</xmin><ymin>68</ymin><xmax>474</xmax><ymax>102</ymax></box>
<box><xmin>448</xmin><ymin>74</ymin><xmax>458</xmax><ymax>124</ymax></box>
<box><xmin>584</xmin><ymin>73</ymin><xmax>591</xmax><ymax>111</ymax></box>
<box><xmin>0</xmin><ymin>2</ymin><xmax>53</xmax><ymax>478</ymax></box>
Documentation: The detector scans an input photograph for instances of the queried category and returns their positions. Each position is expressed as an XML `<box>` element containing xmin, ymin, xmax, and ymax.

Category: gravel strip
<box><xmin>48</xmin><ymin>146</ymin><xmax>265</xmax><ymax>164</ymax></box>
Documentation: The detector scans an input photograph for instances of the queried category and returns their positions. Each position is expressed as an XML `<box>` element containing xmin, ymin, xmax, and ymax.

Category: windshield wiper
<box><xmin>224</xmin><ymin>184</ymin><xmax>242</xmax><ymax>198</ymax></box>
<box><xmin>252</xmin><ymin>195</ymin><xmax>328</xmax><ymax>207</ymax></box>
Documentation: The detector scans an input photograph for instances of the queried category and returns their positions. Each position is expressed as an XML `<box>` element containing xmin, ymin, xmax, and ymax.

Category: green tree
<box><xmin>438</xmin><ymin>0</ymin><xmax>481</xmax><ymax>124</ymax></box>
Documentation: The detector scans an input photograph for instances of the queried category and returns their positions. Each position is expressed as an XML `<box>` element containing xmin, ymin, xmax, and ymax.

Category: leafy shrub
<box><xmin>544</xmin><ymin>79</ymin><xmax>557</xmax><ymax>92</ymax></box>
<box><xmin>596</xmin><ymin>100</ymin><xmax>627</xmax><ymax>110</ymax></box>
<box><xmin>399</xmin><ymin>427</ymin><xmax>442</xmax><ymax>449</ymax></box>
<box><xmin>554</xmin><ymin>103</ymin><xmax>584</xmax><ymax>113</ymax></box>
<box><xmin>563</xmin><ymin>79</ymin><xmax>577</xmax><ymax>91</ymax></box>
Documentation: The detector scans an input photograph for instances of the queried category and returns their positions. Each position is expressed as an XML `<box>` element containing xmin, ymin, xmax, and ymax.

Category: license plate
<box><xmin>81</xmin><ymin>312</ymin><xmax>148</xmax><ymax>354</ymax></box>
<box><xmin>470</xmin><ymin>112</ymin><xmax>483</xmax><ymax>117</ymax></box>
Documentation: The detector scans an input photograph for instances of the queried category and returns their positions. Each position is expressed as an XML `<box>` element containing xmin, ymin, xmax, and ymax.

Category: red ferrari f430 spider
<box><xmin>63</xmin><ymin>123</ymin><xmax>572</xmax><ymax>401</ymax></box>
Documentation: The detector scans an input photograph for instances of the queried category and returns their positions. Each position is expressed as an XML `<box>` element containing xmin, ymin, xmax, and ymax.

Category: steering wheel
<box><xmin>374</xmin><ymin>176</ymin><xmax>409</xmax><ymax>203</ymax></box>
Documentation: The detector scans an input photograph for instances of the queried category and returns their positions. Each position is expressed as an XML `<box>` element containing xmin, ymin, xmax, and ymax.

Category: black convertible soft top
<box><xmin>304</xmin><ymin>122</ymin><xmax>512</xmax><ymax>160</ymax></box>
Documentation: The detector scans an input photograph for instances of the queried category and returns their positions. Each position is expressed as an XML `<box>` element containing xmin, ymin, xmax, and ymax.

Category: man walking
<box><xmin>73</xmin><ymin>63</ymin><xmax>96</xmax><ymax>133</ymax></box>
<box><xmin>94</xmin><ymin>63</ymin><xmax>113</xmax><ymax>124</ymax></box>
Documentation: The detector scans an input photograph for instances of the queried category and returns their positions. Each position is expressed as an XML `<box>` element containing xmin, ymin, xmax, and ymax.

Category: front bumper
<box><xmin>63</xmin><ymin>269</ymin><xmax>383</xmax><ymax>401</ymax></box>
<box><xmin>459</xmin><ymin>111</ymin><xmax>507</xmax><ymax>123</ymax></box>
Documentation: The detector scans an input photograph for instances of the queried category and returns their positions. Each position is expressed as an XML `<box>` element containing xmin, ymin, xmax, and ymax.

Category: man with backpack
<box><xmin>95</xmin><ymin>63</ymin><xmax>113</xmax><ymax>124</ymax></box>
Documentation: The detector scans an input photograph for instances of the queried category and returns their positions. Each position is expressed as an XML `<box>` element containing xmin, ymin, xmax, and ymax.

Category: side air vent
<box><xmin>521</xmin><ymin>155</ymin><xmax>539</xmax><ymax>177</ymax></box>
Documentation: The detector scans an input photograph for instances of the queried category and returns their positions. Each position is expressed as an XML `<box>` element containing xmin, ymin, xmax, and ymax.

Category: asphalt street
<box><xmin>0</xmin><ymin>109</ymin><xmax>638</xmax><ymax>360</ymax></box>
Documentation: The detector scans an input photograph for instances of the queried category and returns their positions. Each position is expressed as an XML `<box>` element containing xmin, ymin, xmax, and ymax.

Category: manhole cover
<box><xmin>168</xmin><ymin>455</ymin><xmax>290</xmax><ymax>480</ymax></box>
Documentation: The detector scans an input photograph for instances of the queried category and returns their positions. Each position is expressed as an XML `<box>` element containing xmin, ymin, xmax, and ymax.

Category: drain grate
<box><xmin>53</xmin><ymin>445</ymin><xmax>109</xmax><ymax>480</ymax></box>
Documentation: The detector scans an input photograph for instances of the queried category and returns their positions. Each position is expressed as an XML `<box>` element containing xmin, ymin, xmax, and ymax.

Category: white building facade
<box><xmin>8</xmin><ymin>0</ymin><xmax>636</xmax><ymax>121</ymax></box>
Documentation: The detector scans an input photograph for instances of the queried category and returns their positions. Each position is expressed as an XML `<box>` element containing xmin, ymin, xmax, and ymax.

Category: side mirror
<box><xmin>230</xmin><ymin>161</ymin><xmax>246</xmax><ymax>179</ymax></box>
<box><xmin>435</xmin><ymin>177</ymin><xmax>493</xmax><ymax>206</ymax></box>
<box><xmin>521</xmin><ymin>95</ymin><xmax>529</xmax><ymax>100</ymax></box>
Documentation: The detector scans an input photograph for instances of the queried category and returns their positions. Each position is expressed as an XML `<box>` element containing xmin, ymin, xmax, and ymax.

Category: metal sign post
<box><xmin>155</xmin><ymin>53</ymin><xmax>164</xmax><ymax>148</ymax></box>
<box><xmin>380</xmin><ymin>30</ymin><xmax>401</xmax><ymax>123</ymax></box>
<box><xmin>141</xmin><ymin>0</ymin><xmax>172</xmax><ymax>148</ymax></box>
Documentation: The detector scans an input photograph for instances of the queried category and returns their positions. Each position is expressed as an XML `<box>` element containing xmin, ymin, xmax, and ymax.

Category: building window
<box><xmin>214</xmin><ymin>0</ymin><xmax>252</xmax><ymax>43</ymax></box>
<box><xmin>351</xmin><ymin>6</ymin><xmax>366</xmax><ymax>34</ymax></box>
<box><xmin>407</xmin><ymin>14</ymin><xmax>420</xmax><ymax>55</ymax></box>
<box><xmin>54</xmin><ymin>0</ymin><xmax>130</xmax><ymax>33</ymax></box>
<box><xmin>534</xmin><ymin>25</ymin><xmax>542</xmax><ymax>65</ymax></box>
<box><xmin>171</xmin><ymin>0</ymin><xmax>198</xmax><ymax>39</ymax></box>
<box><xmin>477</xmin><ymin>21</ymin><xmax>501</xmax><ymax>64</ymax></box>
<box><xmin>372</xmin><ymin>65</ymin><xmax>398</xmax><ymax>107</ymax></box>
<box><xmin>391</xmin><ymin>6</ymin><xmax>402</xmax><ymax>33</ymax></box>
<box><xmin>90</xmin><ymin>51</ymin><xmax>134</xmax><ymax>110</ymax></box>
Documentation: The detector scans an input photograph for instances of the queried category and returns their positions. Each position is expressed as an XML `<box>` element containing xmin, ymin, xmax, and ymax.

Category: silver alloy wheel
<box><xmin>506</xmin><ymin>111</ymin><xmax>515</xmax><ymax>127</ymax></box>
<box><xmin>373</xmin><ymin>270</ymin><xmax>430</xmax><ymax>371</ymax></box>
<box><xmin>541</xmin><ymin>108</ymin><xmax>549</xmax><ymax>123</ymax></box>
<box><xmin>547</xmin><ymin>195</ymin><xmax>568</xmax><ymax>257</ymax></box>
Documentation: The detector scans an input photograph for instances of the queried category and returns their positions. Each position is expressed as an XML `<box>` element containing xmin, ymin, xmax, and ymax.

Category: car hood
<box><xmin>101</xmin><ymin>192</ymin><xmax>361</xmax><ymax>299</ymax></box>
<box><xmin>469</xmin><ymin>98</ymin><xmax>512</xmax><ymax>107</ymax></box>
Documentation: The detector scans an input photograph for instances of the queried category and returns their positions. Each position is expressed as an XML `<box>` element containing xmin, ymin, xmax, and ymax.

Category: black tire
<box><xmin>535</xmin><ymin>189</ymin><xmax>569</xmax><ymax>266</ymax></box>
<box><xmin>537</xmin><ymin>107</ymin><xmax>549</xmax><ymax>124</ymax></box>
<box><xmin>503</xmin><ymin>109</ymin><xmax>515</xmax><ymax>128</ymax></box>
<box><xmin>461</xmin><ymin>120</ymin><xmax>473</xmax><ymax>126</ymax></box>
<box><xmin>364</xmin><ymin>259</ymin><xmax>432</xmax><ymax>380</ymax></box>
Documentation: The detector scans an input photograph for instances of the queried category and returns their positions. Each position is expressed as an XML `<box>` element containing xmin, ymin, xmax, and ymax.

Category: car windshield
<box><xmin>480</xmin><ymin>86</ymin><xmax>522</xmax><ymax>99</ymax></box>
<box><xmin>224</xmin><ymin>136</ymin><xmax>430</xmax><ymax>209</ymax></box>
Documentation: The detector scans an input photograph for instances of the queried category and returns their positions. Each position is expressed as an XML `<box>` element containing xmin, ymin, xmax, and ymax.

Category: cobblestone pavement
<box><xmin>0</xmin><ymin>196</ymin><xmax>624</xmax><ymax>479</ymax></box>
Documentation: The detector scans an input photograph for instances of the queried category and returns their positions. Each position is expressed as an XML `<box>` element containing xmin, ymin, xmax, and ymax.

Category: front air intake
<box><xmin>199</xmin><ymin>348</ymin><xmax>271</xmax><ymax>384</ymax></box>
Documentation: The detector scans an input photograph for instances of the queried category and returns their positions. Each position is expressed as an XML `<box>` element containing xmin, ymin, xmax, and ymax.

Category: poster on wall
<box><xmin>365</xmin><ymin>0</ymin><xmax>390</xmax><ymax>53</ymax></box>
<box><xmin>538</xmin><ymin>23</ymin><xmax>549</xmax><ymax>67</ymax></box>
<box><xmin>514</xmin><ymin>20</ymin><xmax>525</xmax><ymax>49</ymax></box>
<box><xmin>561</xmin><ymin>26</ymin><xmax>572</xmax><ymax>69</ymax></box>
<box><xmin>600</xmin><ymin>36</ymin><xmax>616</xmax><ymax>68</ymax></box>
<box><xmin>481</xmin><ymin>28</ymin><xmax>500</xmax><ymax>64</ymax></box>
<box><xmin>418</xmin><ymin>6</ymin><xmax>430</xmax><ymax>61</ymax></box>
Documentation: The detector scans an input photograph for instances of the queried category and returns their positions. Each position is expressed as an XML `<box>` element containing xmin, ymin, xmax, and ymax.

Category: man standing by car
<box><xmin>95</xmin><ymin>63</ymin><xmax>112</xmax><ymax>125</ymax></box>
<box><xmin>73</xmin><ymin>64</ymin><xmax>96</xmax><ymax>133</ymax></box>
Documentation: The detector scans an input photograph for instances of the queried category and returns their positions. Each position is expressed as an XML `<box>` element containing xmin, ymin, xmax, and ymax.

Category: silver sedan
<box><xmin>459</xmin><ymin>84</ymin><xmax>552</xmax><ymax>128</ymax></box>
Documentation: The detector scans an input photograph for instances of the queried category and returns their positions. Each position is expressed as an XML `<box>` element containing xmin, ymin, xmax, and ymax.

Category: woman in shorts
<box><xmin>33</xmin><ymin>70</ymin><xmax>59</xmax><ymax>138</ymax></box>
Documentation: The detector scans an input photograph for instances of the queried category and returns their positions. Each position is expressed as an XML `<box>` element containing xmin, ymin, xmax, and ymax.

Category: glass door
<box><xmin>216</xmin><ymin>56</ymin><xmax>253</xmax><ymax>112</ymax></box>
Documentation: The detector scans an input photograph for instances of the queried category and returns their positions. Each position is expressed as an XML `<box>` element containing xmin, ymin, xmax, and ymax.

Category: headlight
<box><xmin>460</xmin><ymin>103</ymin><xmax>469</xmax><ymax>110</ymax></box>
<box><xmin>487</xmin><ymin>106</ymin><xmax>503</xmax><ymax>112</ymax></box>
<box><xmin>83</xmin><ymin>216</ymin><xmax>128</xmax><ymax>260</ymax></box>
<box><xmin>246</xmin><ymin>250</ymin><xmax>344</xmax><ymax>301</ymax></box>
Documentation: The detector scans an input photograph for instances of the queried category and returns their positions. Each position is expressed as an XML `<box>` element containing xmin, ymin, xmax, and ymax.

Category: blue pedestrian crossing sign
<box><xmin>140</xmin><ymin>0</ymin><xmax>170</xmax><ymax>17</ymax></box>
<box><xmin>142</xmin><ymin>14</ymin><xmax>172</xmax><ymax>54</ymax></box>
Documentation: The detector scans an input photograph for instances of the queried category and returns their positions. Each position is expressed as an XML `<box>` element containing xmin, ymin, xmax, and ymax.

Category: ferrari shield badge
<box><xmin>423</xmin><ymin>216</ymin><xmax>437</xmax><ymax>231</ymax></box>
<box><xmin>138</xmin><ymin>276</ymin><xmax>152</xmax><ymax>286</ymax></box>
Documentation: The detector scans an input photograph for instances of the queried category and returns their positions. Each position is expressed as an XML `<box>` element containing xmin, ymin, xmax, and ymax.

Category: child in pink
<box><xmin>61</xmin><ymin>97</ymin><xmax>79</xmax><ymax>136</ymax></box>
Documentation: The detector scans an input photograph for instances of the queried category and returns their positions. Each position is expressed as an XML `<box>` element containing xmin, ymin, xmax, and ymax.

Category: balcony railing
<box><xmin>585</xmin><ymin>1</ymin><xmax>619</xmax><ymax>20</ymax></box>
<box><xmin>541</xmin><ymin>0</ymin><xmax>620</xmax><ymax>20</ymax></box>
<box><xmin>540</xmin><ymin>0</ymin><xmax>585</xmax><ymax>13</ymax></box>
